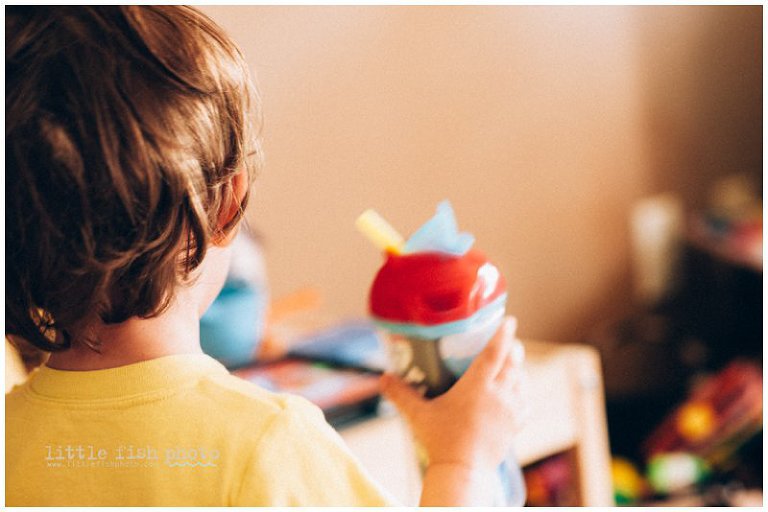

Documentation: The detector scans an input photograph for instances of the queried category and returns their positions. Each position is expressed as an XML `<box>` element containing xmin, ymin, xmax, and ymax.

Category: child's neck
<box><xmin>46</xmin><ymin>244</ymin><xmax>232</xmax><ymax>371</ymax></box>
<box><xmin>46</xmin><ymin>296</ymin><xmax>204</xmax><ymax>371</ymax></box>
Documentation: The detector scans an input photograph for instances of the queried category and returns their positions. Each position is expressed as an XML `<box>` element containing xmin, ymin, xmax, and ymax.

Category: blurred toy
<box><xmin>690</xmin><ymin>173</ymin><xmax>762</xmax><ymax>271</ymax></box>
<box><xmin>630</xmin><ymin>193</ymin><xmax>684</xmax><ymax>306</ymax></box>
<box><xmin>611</xmin><ymin>456</ymin><xmax>648</xmax><ymax>504</ymax></box>
<box><xmin>642</xmin><ymin>360</ymin><xmax>762</xmax><ymax>478</ymax></box>
<box><xmin>676</xmin><ymin>402</ymin><xmax>716</xmax><ymax>442</ymax></box>
<box><xmin>646</xmin><ymin>452</ymin><xmax>710</xmax><ymax>495</ymax></box>
<box><xmin>200</xmin><ymin>229</ymin><xmax>269</xmax><ymax>368</ymax></box>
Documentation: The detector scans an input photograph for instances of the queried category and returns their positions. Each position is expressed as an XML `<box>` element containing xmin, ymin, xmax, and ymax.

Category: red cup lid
<box><xmin>369</xmin><ymin>248</ymin><xmax>506</xmax><ymax>326</ymax></box>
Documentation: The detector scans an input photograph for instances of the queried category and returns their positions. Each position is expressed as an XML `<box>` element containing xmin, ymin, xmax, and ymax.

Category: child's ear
<box><xmin>212</xmin><ymin>171</ymin><xmax>249</xmax><ymax>247</ymax></box>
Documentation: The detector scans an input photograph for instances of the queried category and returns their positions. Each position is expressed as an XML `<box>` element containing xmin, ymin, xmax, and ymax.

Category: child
<box><xmin>5</xmin><ymin>6</ymin><xmax>524</xmax><ymax>506</ymax></box>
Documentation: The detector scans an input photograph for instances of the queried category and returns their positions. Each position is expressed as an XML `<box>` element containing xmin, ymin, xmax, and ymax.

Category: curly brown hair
<box><xmin>6</xmin><ymin>6</ymin><xmax>261</xmax><ymax>352</ymax></box>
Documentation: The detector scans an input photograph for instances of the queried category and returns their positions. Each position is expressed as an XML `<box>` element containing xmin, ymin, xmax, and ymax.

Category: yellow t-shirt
<box><xmin>5</xmin><ymin>354</ymin><xmax>396</xmax><ymax>506</ymax></box>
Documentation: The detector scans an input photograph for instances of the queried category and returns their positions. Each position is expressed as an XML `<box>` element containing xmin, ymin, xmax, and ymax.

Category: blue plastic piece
<box><xmin>403</xmin><ymin>200</ymin><xmax>475</xmax><ymax>256</ymax></box>
<box><xmin>372</xmin><ymin>293</ymin><xmax>507</xmax><ymax>339</ymax></box>
<box><xmin>200</xmin><ymin>279</ymin><xmax>266</xmax><ymax>368</ymax></box>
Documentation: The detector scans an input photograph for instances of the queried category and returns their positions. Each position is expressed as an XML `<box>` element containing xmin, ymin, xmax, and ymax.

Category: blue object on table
<box><xmin>200</xmin><ymin>279</ymin><xmax>266</xmax><ymax>368</ymax></box>
<box><xmin>288</xmin><ymin>321</ymin><xmax>388</xmax><ymax>372</ymax></box>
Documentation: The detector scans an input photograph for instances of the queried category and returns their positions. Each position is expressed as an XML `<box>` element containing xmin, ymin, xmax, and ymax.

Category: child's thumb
<box><xmin>380</xmin><ymin>373</ymin><xmax>424</xmax><ymax>420</ymax></box>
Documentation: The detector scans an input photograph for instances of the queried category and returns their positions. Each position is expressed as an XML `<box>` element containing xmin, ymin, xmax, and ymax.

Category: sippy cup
<box><xmin>357</xmin><ymin>201</ymin><xmax>526</xmax><ymax>506</ymax></box>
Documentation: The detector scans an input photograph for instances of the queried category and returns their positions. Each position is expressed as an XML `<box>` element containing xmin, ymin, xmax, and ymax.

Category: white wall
<box><xmin>200</xmin><ymin>6</ymin><xmax>761</xmax><ymax>343</ymax></box>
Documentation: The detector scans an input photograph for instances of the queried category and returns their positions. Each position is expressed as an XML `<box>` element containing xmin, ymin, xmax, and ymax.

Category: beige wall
<box><xmin>200</xmin><ymin>6</ymin><xmax>761</xmax><ymax>343</ymax></box>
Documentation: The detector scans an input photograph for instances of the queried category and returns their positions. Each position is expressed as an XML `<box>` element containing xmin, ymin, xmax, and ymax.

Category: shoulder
<box><xmin>231</xmin><ymin>386</ymin><xmax>396</xmax><ymax>505</ymax></box>
<box><xmin>193</xmin><ymin>369</ymin><xmax>323</xmax><ymax>422</ymax></box>
<box><xmin>198</xmin><ymin>372</ymin><xmax>394</xmax><ymax>505</ymax></box>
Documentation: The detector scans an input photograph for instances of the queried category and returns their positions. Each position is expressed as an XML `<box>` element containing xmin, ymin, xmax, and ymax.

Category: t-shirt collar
<box><xmin>26</xmin><ymin>353</ymin><xmax>228</xmax><ymax>401</ymax></box>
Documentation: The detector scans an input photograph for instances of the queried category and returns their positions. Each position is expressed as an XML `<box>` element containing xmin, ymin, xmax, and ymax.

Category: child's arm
<box><xmin>419</xmin><ymin>462</ymin><xmax>501</xmax><ymax>506</ymax></box>
<box><xmin>380</xmin><ymin>317</ymin><xmax>525</xmax><ymax>506</ymax></box>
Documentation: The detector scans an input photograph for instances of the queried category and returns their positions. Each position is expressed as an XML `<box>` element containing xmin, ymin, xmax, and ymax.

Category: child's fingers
<box><xmin>494</xmin><ymin>338</ymin><xmax>525</xmax><ymax>386</ymax></box>
<box><xmin>464</xmin><ymin>316</ymin><xmax>516</xmax><ymax>383</ymax></box>
<box><xmin>494</xmin><ymin>351</ymin><xmax>518</xmax><ymax>388</ymax></box>
<box><xmin>508</xmin><ymin>370</ymin><xmax>531</xmax><ymax>431</ymax></box>
<box><xmin>380</xmin><ymin>373</ymin><xmax>425</xmax><ymax>422</ymax></box>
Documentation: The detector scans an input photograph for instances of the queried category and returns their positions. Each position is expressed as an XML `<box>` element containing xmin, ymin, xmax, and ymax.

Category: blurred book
<box><xmin>523</xmin><ymin>452</ymin><xmax>579</xmax><ymax>507</ymax></box>
<box><xmin>233</xmin><ymin>358</ymin><xmax>381</xmax><ymax>428</ymax></box>
<box><xmin>288</xmin><ymin>320</ymin><xmax>388</xmax><ymax>372</ymax></box>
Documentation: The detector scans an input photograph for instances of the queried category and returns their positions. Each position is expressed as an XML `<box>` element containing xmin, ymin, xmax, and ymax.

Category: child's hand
<box><xmin>381</xmin><ymin>316</ymin><xmax>526</xmax><ymax>474</ymax></box>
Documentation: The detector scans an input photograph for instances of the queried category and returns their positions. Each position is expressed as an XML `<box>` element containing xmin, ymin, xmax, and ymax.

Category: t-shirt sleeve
<box><xmin>234</xmin><ymin>395</ymin><xmax>399</xmax><ymax>506</ymax></box>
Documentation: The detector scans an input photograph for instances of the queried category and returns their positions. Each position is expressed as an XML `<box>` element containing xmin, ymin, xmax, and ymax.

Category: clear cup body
<box><xmin>379</xmin><ymin>306</ymin><xmax>503</xmax><ymax>396</ymax></box>
<box><xmin>377</xmin><ymin>306</ymin><xmax>526</xmax><ymax>505</ymax></box>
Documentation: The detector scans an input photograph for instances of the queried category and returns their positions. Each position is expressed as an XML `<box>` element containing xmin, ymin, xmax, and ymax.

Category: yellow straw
<box><xmin>355</xmin><ymin>209</ymin><xmax>404</xmax><ymax>255</ymax></box>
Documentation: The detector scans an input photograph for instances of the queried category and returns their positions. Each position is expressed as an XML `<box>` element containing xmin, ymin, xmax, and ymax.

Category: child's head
<box><xmin>6</xmin><ymin>6</ymin><xmax>260</xmax><ymax>352</ymax></box>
